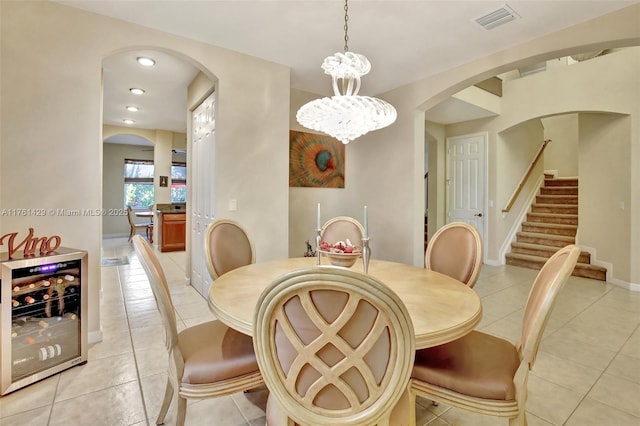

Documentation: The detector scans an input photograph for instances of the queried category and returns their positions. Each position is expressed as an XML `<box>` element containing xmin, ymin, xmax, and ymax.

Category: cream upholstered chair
<box><xmin>320</xmin><ymin>216</ymin><xmax>365</xmax><ymax>245</ymax></box>
<box><xmin>424</xmin><ymin>222</ymin><xmax>483</xmax><ymax>288</ymax></box>
<box><xmin>132</xmin><ymin>235</ymin><xmax>263</xmax><ymax>426</ymax></box>
<box><xmin>254</xmin><ymin>266</ymin><xmax>415</xmax><ymax>426</ymax></box>
<box><xmin>127</xmin><ymin>205</ymin><xmax>153</xmax><ymax>242</ymax></box>
<box><xmin>409</xmin><ymin>244</ymin><xmax>581</xmax><ymax>426</ymax></box>
<box><xmin>204</xmin><ymin>219</ymin><xmax>255</xmax><ymax>279</ymax></box>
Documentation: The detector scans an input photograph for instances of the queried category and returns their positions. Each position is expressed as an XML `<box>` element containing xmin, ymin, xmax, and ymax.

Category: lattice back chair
<box><xmin>254</xmin><ymin>266</ymin><xmax>415</xmax><ymax>426</ymax></box>
<box><xmin>424</xmin><ymin>222</ymin><xmax>483</xmax><ymax>288</ymax></box>
<box><xmin>127</xmin><ymin>205</ymin><xmax>153</xmax><ymax>242</ymax></box>
<box><xmin>132</xmin><ymin>235</ymin><xmax>263</xmax><ymax>426</ymax></box>
<box><xmin>410</xmin><ymin>245</ymin><xmax>580</xmax><ymax>426</ymax></box>
<box><xmin>205</xmin><ymin>219</ymin><xmax>255</xmax><ymax>279</ymax></box>
<box><xmin>320</xmin><ymin>216</ymin><xmax>365</xmax><ymax>246</ymax></box>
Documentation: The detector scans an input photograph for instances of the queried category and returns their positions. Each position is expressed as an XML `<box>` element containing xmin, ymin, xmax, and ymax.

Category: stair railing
<box><xmin>502</xmin><ymin>139</ymin><xmax>552</xmax><ymax>213</ymax></box>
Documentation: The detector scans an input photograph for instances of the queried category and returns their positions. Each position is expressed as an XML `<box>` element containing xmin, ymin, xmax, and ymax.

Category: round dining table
<box><xmin>208</xmin><ymin>257</ymin><xmax>482</xmax><ymax>350</ymax></box>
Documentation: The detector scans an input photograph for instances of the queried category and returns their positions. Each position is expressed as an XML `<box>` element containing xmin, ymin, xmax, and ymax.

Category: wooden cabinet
<box><xmin>161</xmin><ymin>213</ymin><xmax>186</xmax><ymax>252</ymax></box>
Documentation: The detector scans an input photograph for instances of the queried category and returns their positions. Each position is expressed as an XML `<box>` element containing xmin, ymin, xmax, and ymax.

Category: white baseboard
<box><xmin>102</xmin><ymin>233</ymin><xmax>129</xmax><ymax>239</ymax></box>
<box><xmin>88</xmin><ymin>330</ymin><xmax>104</xmax><ymax>344</ymax></box>
<box><xmin>498</xmin><ymin>175</ymin><xmax>545</xmax><ymax>263</ymax></box>
<box><xmin>579</xmin><ymin>245</ymin><xmax>638</xmax><ymax>292</ymax></box>
<box><xmin>484</xmin><ymin>259</ymin><xmax>503</xmax><ymax>266</ymax></box>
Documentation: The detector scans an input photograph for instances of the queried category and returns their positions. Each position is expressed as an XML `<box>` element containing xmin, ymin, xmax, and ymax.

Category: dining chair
<box><xmin>132</xmin><ymin>235</ymin><xmax>263</xmax><ymax>426</ymax></box>
<box><xmin>320</xmin><ymin>216</ymin><xmax>365</xmax><ymax>245</ymax></box>
<box><xmin>253</xmin><ymin>266</ymin><xmax>415</xmax><ymax>426</ymax></box>
<box><xmin>409</xmin><ymin>244</ymin><xmax>581</xmax><ymax>426</ymax></box>
<box><xmin>204</xmin><ymin>219</ymin><xmax>255</xmax><ymax>279</ymax></box>
<box><xmin>424</xmin><ymin>221</ymin><xmax>483</xmax><ymax>288</ymax></box>
<box><xmin>127</xmin><ymin>205</ymin><xmax>153</xmax><ymax>243</ymax></box>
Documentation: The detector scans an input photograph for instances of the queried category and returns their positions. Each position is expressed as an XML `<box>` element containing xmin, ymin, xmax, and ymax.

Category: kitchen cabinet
<box><xmin>161</xmin><ymin>212</ymin><xmax>186</xmax><ymax>252</ymax></box>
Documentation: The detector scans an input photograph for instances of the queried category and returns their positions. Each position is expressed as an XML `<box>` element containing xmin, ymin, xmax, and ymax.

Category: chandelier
<box><xmin>296</xmin><ymin>0</ymin><xmax>397</xmax><ymax>144</ymax></box>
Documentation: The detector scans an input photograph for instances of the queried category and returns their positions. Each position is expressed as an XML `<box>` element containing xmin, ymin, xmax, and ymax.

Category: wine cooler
<box><xmin>0</xmin><ymin>247</ymin><xmax>88</xmax><ymax>395</ymax></box>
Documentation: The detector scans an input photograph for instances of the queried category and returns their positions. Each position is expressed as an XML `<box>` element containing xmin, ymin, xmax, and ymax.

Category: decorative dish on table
<box><xmin>318</xmin><ymin>239</ymin><xmax>362</xmax><ymax>267</ymax></box>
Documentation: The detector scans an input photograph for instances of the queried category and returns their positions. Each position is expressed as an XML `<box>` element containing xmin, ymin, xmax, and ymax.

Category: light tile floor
<box><xmin>1</xmin><ymin>238</ymin><xmax>639</xmax><ymax>425</ymax></box>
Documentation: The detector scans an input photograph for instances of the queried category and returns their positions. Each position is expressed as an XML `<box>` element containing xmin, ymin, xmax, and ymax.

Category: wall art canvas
<box><xmin>289</xmin><ymin>130</ymin><xmax>345</xmax><ymax>188</ymax></box>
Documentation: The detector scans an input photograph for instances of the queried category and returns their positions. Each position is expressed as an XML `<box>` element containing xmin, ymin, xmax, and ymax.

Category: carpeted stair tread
<box><xmin>522</xmin><ymin>222</ymin><xmax>577</xmax><ymax>230</ymax></box>
<box><xmin>543</xmin><ymin>178</ymin><xmax>578</xmax><ymax>186</ymax></box>
<box><xmin>509</xmin><ymin>177</ymin><xmax>606</xmax><ymax>281</ymax></box>
<box><xmin>505</xmin><ymin>253</ymin><xmax>606</xmax><ymax>280</ymax></box>
<box><xmin>516</xmin><ymin>231</ymin><xmax>574</xmax><ymax>242</ymax></box>
<box><xmin>511</xmin><ymin>242</ymin><xmax>591</xmax><ymax>263</ymax></box>
<box><xmin>532</xmin><ymin>203</ymin><xmax>578</xmax><ymax>209</ymax></box>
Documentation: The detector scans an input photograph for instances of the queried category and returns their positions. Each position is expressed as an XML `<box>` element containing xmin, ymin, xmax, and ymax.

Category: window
<box><xmin>171</xmin><ymin>162</ymin><xmax>187</xmax><ymax>203</ymax></box>
<box><xmin>124</xmin><ymin>159</ymin><xmax>154</xmax><ymax>208</ymax></box>
<box><xmin>123</xmin><ymin>159</ymin><xmax>187</xmax><ymax>207</ymax></box>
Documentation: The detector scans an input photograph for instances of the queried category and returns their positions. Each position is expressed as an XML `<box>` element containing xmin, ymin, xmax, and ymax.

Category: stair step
<box><xmin>509</xmin><ymin>177</ymin><xmax>607</xmax><ymax>281</ymax></box>
<box><xmin>505</xmin><ymin>253</ymin><xmax>606</xmax><ymax>281</ymax></box>
<box><xmin>544</xmin><ymin>178</ymin><xmax>579</xmax><ymax>187</ymax></box>
<box><xmin>531</xmin><ymin>203</ymin><xmax>578</xmax><ymax>214</ymax></box>
<box><xmin>516</xmin><ymin>231</ymin><xmax>575</xmax><ymax>248</ymax></box>
<box><xmin>536</xmin><ymin>194</ymin><xmax>578</xmax><ymax>204</ymax></box>
<box><xmin>527</xmin><ymin>212</ymin><xmax>578</xmax><ymax>225</ymax></box>
<box><xmin>521</xmin><ymin>222</ymin><xmax>577</xmax><ymax>237</ymax></box>
<box><xmin>511</xmin><ymin>242</ymin><xmax>591</xmax><ymax>263</ymax></box>
<box><xmin>540</xmin><ymin>186</ymin><xmax>578</xmax><ymax>196</ymax></box>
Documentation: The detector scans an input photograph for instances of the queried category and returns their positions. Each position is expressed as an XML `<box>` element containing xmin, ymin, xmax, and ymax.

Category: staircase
<box><xmin>505</xmin><ymin>176</ymin><xmax>607</xmax><ymax>281</ymax></box>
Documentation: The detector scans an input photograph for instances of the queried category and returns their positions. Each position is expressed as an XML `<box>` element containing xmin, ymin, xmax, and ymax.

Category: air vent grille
<box><xmin>474</xmin><ymin>4</ymin><xmax>520</xmax><ymax>30</ymax></box>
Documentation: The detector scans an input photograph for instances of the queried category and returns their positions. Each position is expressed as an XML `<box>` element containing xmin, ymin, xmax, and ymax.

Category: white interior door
<box><xmin>446</xmin><ymin>133</ymin><xmax>486</xmax><ymax>247</ymax></box>
<box><xmin>190</xmin><ymin>92</ymin><xmax>216</xmax><ymax>297</ymax></box>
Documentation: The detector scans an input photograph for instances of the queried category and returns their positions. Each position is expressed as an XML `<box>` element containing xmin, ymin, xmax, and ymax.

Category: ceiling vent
<box><xmin>474</xmin><ymin>4</ymin><xmax>521</xmax><ymax>30</ymax></box>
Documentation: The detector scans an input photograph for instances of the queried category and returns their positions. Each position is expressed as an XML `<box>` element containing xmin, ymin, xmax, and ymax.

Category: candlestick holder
<box><xmin>316</xmin><ymin>228</ymin><xmax>322</xmax><ymax>265</ymax></box>
<box><xmin>361</xmin><ymin>237</ymin><xmax>371</xmax><ymax>273</ymax></box>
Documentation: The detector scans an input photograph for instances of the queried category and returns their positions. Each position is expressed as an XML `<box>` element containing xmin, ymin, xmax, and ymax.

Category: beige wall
<box><xmin>1</xmin><ymin>1</ymin><xmax>290</xmax><ymax>339</ymax></box>
<box><xmin>372</xmin><ymin>7</ymin><xmax>639</xmax><ymax>285</ymax></box>
<box><xmin>424</xmin><ymin>47</ymin><xmax>638</xmax><ymax>283</ymax></box>
<box><xmin>542</xmin><ymin>114</ymin><xmax>579</xmax><ymax>177</ymax></box>
<box><xmin>102</xmin><ymin>143</ymin><xmax>154</xmax><ymax>237</ymax></box>
<box><xmin>424</xmin><ymin>48</ymin><xmax>638</xmax><ymax>282</ymax></box>
<box><xmin>579</xmin><ymin>114</ymin><xmax>631</xmax><ymax>282</ymax></box>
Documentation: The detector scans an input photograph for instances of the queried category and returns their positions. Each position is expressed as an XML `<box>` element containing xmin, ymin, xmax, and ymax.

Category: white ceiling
<box><xmin>60</xmin><ymin>0</ymin><xmax>636</xmax><ymax>135</ymax></box>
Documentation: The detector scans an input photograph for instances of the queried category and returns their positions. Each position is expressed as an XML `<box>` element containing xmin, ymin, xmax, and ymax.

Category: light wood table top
<box><xmin>208</xmin><ymin>257</ymin><xmax>482</xmax><ymax>350</ymax></box>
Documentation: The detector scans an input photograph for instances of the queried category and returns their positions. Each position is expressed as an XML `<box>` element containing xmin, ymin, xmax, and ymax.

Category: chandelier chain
<box><xmin>343</xmin><ymin>0</ymin><xmax>349</xmax><ymax>52</ymax></box>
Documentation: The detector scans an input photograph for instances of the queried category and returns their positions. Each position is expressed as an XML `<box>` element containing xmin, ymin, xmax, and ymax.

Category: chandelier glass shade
<box><xmin>296</xmin><ymin>4</ymin><xmax>397</xmax><ymax>144</ymax></box>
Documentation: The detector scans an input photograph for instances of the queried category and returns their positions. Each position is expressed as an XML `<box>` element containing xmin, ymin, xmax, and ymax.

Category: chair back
<box><xmin>132</xmin><ymin>235</ymin><xmax>179</xmax><ymax>352</ymax></box>
<box><xmin>204</xmin><ymin>220</ymin><xmax>255</xmax><ymax>279</ymax></box>
<box><xmin>321</xmin><ymin>216</ymin><xmax>365</xmax><ymax>246</ymax></box>
<box><xmin>254</xmin><ymin>267</ymin><xmax>415</xmax><ymax>426</ymax></box>
<box><xmin>518</xmin><ymin>244</ymin><xmax>580</xmax><ymax>366</ymax></box>
<box><xmin>127</xmin><ymin>205</ymin><xmax>136</xmax><ymax>227</ymax></box>
<box><xmin>424</xmin><ymin>222</ymin><xmax>483</xmax><ymax>287</ymax></box>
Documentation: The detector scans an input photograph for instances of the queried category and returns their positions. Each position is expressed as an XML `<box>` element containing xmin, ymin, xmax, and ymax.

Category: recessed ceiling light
<box><xmin>123</xmin><ymin>119</ymin><xmax>135</xmax><ymax>125</ymax></box>
<box><xmin>130</xmin><ymin>88</ymin><xmax>145</xmax><ymax>95</ymax></box>
<box><xmin>137</xmin><ymin>57</ymin><xmax>156</xmax><ymax>67</ymax></box>
<box><xmin>126</xmin><ymin>106</ymin><xmax>139</xmax><ymax>112</ymax></box>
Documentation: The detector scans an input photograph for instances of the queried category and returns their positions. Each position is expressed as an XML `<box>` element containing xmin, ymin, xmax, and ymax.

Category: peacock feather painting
<box><xmin>289</xmin><ymin>130</ymin><xmax>345</xmax><ymax>188</ymax></box>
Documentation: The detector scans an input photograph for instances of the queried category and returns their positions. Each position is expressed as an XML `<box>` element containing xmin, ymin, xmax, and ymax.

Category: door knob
<box><xmin>474</xmin><ymin>213</ymin><xmax>483</xmax><ymax>217</ymax></box>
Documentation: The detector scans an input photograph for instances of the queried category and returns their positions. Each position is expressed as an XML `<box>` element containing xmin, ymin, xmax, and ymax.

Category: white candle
<box><xmin>364</xmin><ymin>205</ymin><xmax>368</xmax><ymax>239</ymax></box>
<box><xmin>317</xmin><ymin>203</ymin><xmax>321</xmax><ymax>230</ymax></box>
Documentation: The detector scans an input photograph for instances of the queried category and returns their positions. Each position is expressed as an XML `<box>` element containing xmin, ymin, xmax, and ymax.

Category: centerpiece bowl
<box><xmin>319</xmin><ymin>250</ymin><xmax>361</xmax><ymax>268</ymax></box>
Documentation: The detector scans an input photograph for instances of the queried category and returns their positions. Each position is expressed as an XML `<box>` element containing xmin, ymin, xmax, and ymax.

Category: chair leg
<box><xmin>128</xmin><ymin>227</ymin><xmax>135</xmax><ymax>242</ymax></box>
<box><xmin>155</xmin><ymin>378</ymin><xmax>174</xmax><ymax>425</ymax></box>
<box><xmin>176</xmin><ymin>395</ymin><xmax>187</xmax><ymax>426</ymax></box>
<box><xmin>406</xmin><ymin>385</ymin><xmax>417</xmax><ymax>426</ymax></box>
<box><xmin>508</xmin><ymin>410</ymin><xmax>527</xmax><ymax>426</ymax></box>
